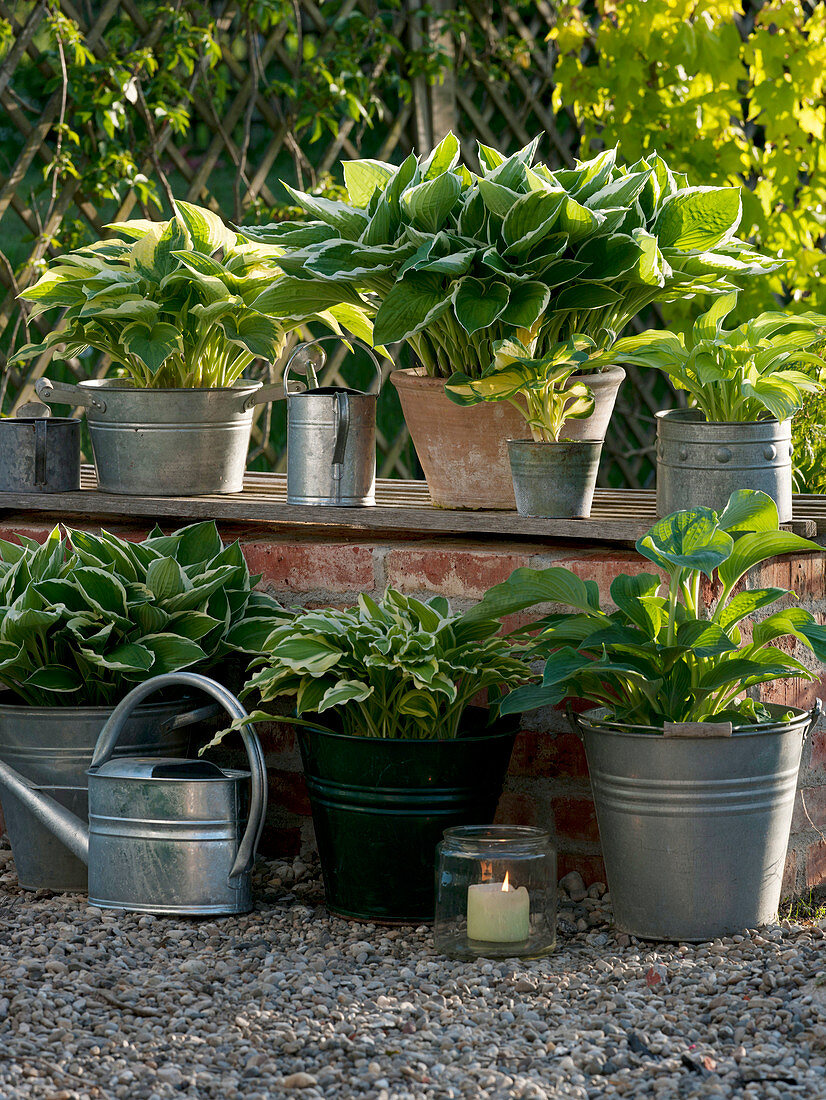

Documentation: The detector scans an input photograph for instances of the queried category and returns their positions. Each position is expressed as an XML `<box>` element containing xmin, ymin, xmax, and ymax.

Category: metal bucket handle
<box><xmin>283</xmin><ymin>335</ymin><xmax>382</xmax><ymax>396</ymax></box>
<box><xmin>35</xmin><ymin>377</ymin><xmax>107</xmax><ymax>413</ymax></box>
<box><xmin>89</xmin><ymin>672</ymin><xmax>267</xmax><ymax>883</ymax></box>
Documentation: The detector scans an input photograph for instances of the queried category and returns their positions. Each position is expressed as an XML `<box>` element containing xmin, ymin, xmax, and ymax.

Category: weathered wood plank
<box><xmin>0</xmin><ymin>467</ymin><xmax>818</xmax><ymax>544</ymax></box>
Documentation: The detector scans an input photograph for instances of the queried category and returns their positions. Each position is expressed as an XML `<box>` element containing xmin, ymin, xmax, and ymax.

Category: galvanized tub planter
<box><xmin>0</xmin><ymin>414</ymin><xmax>81</xmax><ymax>493</ymax></box>
<box><xmin>571</xmin><ymin>703</ymin><xmax>821</xmax><ymax>942</ymax></box>
<box><xmin>507</xmin><ymin>439</ymin><xmax>603</xmax><ymax>518</ymax></box>
<box><xmin>297</xmin><ymin>715</ymin><xmax>517</xmax><ymax>923</ymax></box>
<box><xmin>656</xmin><ymin>409</ymin><xmax>793</xmax><ymax>521</ymax></box>
<box><xmin>0</xmin><ymin>695</ymin><xmax>215</xmax><ymax>892</ymax></box>
<box><xmin>34</xmin><ymin>377</ymin><xmax>280</xmax><ymax>496</ymax></box>
<box><xmin>284</xmin><ymin>336</ymin><xmax>382</xmax><ymax>506</ymax></box>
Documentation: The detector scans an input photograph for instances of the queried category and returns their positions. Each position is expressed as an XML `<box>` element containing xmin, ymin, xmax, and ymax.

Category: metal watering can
<box><xmin>284</xmin><ymin>335</ymin><xmax>382</xmax><ymax>506</ymax></box>
<box><xmin>0</xmin><ymin>673</ymin><xmax>266</xmax><ymax>915</ymax></box>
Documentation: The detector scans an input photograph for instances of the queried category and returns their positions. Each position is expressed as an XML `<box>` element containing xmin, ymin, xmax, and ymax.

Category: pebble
<box><xmin>0</xmin><ymin>836</ymin><xmax>821</xmax><ymax>1099</ymax></box>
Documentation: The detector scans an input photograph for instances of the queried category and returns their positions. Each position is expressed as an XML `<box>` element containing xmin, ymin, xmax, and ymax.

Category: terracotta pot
<box><xmin>390</xmin><ymin>366</ymin><xmax>625</xmax><ymax>510</ymax></box>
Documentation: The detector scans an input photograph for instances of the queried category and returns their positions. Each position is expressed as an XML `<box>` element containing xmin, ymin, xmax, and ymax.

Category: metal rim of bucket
<box><xmin>572</xmin><ymin>702</ymin><xmax>817</xmax><ymax>740</ymax></box>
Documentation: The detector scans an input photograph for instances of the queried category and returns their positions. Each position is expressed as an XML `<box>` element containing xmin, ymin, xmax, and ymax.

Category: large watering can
<box><xmin>0</xmin><ymin>673</ymin><xmax>266</xmax><ymax>915</ymax></box>
<box><xmin>285</xmin><ymin>335</ymin><xmax>382</xmax><ymax>506</ymax></box>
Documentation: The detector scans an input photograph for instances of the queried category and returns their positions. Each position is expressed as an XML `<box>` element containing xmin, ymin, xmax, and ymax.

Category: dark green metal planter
<box><xmin>296</xmin><ymin>718</ymin><xmax>516</xmax><ymax>924</ymax></box>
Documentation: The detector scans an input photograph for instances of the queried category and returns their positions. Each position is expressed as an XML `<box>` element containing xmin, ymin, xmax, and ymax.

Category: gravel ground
<box><xmin>0</xmin><ymin>842</ymin><xmax>824</xmax><ymax>1100</ymax></box>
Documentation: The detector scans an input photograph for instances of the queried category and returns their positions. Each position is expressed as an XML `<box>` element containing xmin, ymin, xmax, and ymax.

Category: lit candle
<box><xmin>467</xmin><ymin>872</ymin><xmax>530</xmax><ymax>942</ymax></box>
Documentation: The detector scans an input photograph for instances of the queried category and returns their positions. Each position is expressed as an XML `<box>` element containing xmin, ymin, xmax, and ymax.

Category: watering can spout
<box><xmin>0</xmin><ymin>758</ymin><xmax>90</xmax><ymax>864</ymax></box>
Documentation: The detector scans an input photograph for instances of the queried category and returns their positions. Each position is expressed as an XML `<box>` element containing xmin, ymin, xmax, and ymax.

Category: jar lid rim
<box><xmin>442</xmin><ymin>824</ymin><xmax>551</xmax><ymax>846</ymax></box>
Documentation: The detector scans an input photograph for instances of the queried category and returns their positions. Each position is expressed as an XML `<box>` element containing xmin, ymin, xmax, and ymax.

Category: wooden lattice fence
<box><xmin>0</xmin><ymin>0</ymin><xmax>669</xmax><ymax>488</ymax></box>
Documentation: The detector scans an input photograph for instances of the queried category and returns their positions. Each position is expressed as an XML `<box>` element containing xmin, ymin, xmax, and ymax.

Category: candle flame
<box><xmin>502</xmin><ymin>872</ymin><xmax>511</xmax><ymax>893</ymax></box>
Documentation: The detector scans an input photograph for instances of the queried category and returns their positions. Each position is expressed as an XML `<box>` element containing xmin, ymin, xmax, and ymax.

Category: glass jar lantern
<box><xmin>434</xmin><ymin>826</ymin><xmax>556</xmax><ymax>959</ymax></box>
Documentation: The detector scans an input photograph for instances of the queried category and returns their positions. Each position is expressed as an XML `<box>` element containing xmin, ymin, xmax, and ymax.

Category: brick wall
<box><xmin>1</xmin><ymin>514</ymin><xmax>825</xmax><ymax>897</ymax></box>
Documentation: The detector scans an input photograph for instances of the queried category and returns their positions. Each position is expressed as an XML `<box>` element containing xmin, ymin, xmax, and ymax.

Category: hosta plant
<box><xmin>213</xmin><ymin>588</ymin><xmax>529</xmax><ymax>741</ymax></box>
<box><xmin>466</xmin><ymin>491</ymin><xmax>826</xmax><ymax>728</ymax></box>
<box><xmin>445</xmin><ymin>335</ymin><xmax>596</xmax><ymax>441</ymax></box>
<box><xmin>12</xmin><ymin>201</ymin><xmax>372</xmax><ymax>389</ymax></box>
<box><xmin>239</xmin><ymin>134</ymin><xmax>780</xmax><ymax>381</ymax></box>
<box><xmin>609</xmin><ymin>292</ymin><xmax>826</xmax><ymax>422</ymax></box>
<box><xmin>0</xmin><ymin>520</ymin><xmax>286</xmax><ymax>707</ymax></box>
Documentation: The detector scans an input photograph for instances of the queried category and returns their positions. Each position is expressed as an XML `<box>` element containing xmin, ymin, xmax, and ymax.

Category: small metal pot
<box><xmin>507</xmin><ymin>439</ymin><xmax>603</xmax><ymax>518</ymax></box>
<box><xmin>656</xmin><ymin>409</ymin><xmax>793</xmax><ymax>520</ymax></box>
<box><xmin>0</xmin><ymin>416</ymin><xmax>80</xmax><ymax>493</ymax></box>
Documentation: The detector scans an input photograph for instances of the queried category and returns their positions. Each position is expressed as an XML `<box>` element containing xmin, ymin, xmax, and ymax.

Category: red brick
<box><xmin>557</xmin><ymin>851</ymin><xmax>605</xmax><ymax>885</ymax></box>
<box><xmin>792</xmin><ymin>787</ymin><xmax>826</xmax><ymax>834</ymax></box>
<box><xmin>509</xmin><ymin>729</ymin><xmax>589</xmax><ymax>780</ymax></box>
<box><xmin>242</xmin><ymin>539</ymin><xmax>374</xmax><ymax>594</ymax></box>
<box><xmin>805</xmin><ymin>841</ymin><xmax>826</xmax><ymax>890</ymax></box>
<box><xmin>494</xmin><ymin>790</ymin><xmax>544</xmax><ymax>827</ymax></box>
<box><xmin>781</xmin><ymin>849</ymin><xmax>798</xmax><ymax>899</ymax></box>
<box><xmin>267</xmin><ymin>769</ymin><xmax>312</xmax><ymax>817</ymax></box>
<box><xmin>551</xmin><ymin>795</ymin><xmax>600</xmax><ymax>844</ymax></box>
<box><xmin>384</xmin><ymin>545</ymin><xmax>533</xmax><ymax>600</ymax></box>
<box><xmin>255</xmin><ymin>720</ymin><xmax>298</xmax><ymax>757</ymax></box>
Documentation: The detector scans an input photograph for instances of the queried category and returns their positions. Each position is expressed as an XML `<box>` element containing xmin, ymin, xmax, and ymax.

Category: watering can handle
<box><xmin>35</xmin><ymin>377</ymin><xmax>107</xmax><ymax>412</ymax></box>
<box><xmin>283</xmin><ymin>335</ymin><xmax>383</xmax><ymax>395</ymax></box>
<box><xmin>90</xmin><ymin>672</ymin><xmax>267</xmax><ymax>884</ymax></box>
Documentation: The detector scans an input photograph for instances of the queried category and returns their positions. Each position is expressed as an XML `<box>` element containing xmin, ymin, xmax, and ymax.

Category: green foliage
<box><xmin>548</xmin><ymin>0</ymin><xmax>826</xmax><ymax>325</ymax></box>
<box><xmin>0</xmin><ymin>521</ymin><xmax>286</xmax><ymax>707</ymax></box>
<box><xmin>467</xmin><ymin>491</ymin><xmax>826</xmax><ymax>728</ymax></box>
<box><xmin>610</xmin><ymin>293</ymin><xmax>826</xmax><ymax>422</ymax></box>
<box><xmin>446</xmin><ymin>335</ymin><xmax>596</xmax><ymax>442</ymax></box>
<box><xmin>241</xmin><ymin>134</ymin><xmax>778</xmax><ymax>380</ymax></box>
<box><xmin>793</xmin><ymin>384</ymin><xmax>826</xmax><ymax>493</ymax></box>
<box><xmin>228</xmin><ymin>588</ymin><xmax>530</xmax><ymax>740</ymax></box>
<box><xmin>11</xmin><ymin>202</ymin><xmax>371</xmax><ymax>388</ymax></box>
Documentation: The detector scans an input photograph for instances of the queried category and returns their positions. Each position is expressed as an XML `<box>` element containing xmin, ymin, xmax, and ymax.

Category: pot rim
<box><xmin>295</xmin><ymin>724</ymin><xmax>517</xmax><ymax>746</ymax></box>
<box><xmin>656</xmin><ymin>408</ymin><xmax>786</xmax><ymax>428</ymax></box>
<box><xmin>507</xmin><ymin>437</ymin><xmax>603</xmax><ymax>447</ymax></box>
<box><xmin>390</xmin><ymin>365</ymin><xmax>626</xmax><ymax>386</ymax></box>
<box><xmin>78</xmin><ymin>379</ymin><xmax>263</xmax><ymax>395</ymax></box>
<box><xmin>0</xmin><ymin>416</ymin><xmax>81</xmax><ymax>426</ymax></box>
<box><xmin>0</xmin><ymin>695</ymin><xmax>195</xmax><ymax>718</ymax></box>
<box><xmin>573</xmin><ymin>702</ymin><xmax>816</xmax><ymax>739</ymax></box>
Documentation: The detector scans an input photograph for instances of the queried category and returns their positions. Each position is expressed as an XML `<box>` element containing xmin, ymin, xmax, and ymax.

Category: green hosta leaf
<box><xmin>79</xmin><ymin>297</ymin><xmax>160</xmax><ymax>324</ymax></box>
<box><xmin>133</xmin><ymin>603</ymin><xmax>169</xmax><ymax>633</ymax></box>
<box><xmin>174</xmin><ymin>521</ymin><xmax>224</xmax><ymax>565</ymax></box>
<box><xmin>716</xmin><ymin>588</ymin><xmax>788</xmax><ymax>631</ymax></box>
<box><xmin>397</xmin><ymin>690</ymin><xmax>440</xmax><ymax>720</ymax></box>
<box><xmin>1</xmin><ymin>607</ymin><xmax>61</xmax><ymax>646</ymax></box>
<box><xmin>173</xmin><ymin>201</ymin><xmax>237</xmax><ymax>254</ymax></box>
<box><xmin>146</xmin><ymin>557</ymin><xmax>188</xmax><ymax>601</ymax></box>
<box><xmin>24</xmin><ymin>666</ymin><xmax>82</xmax><ymax>692</ymax></box>
<box><xmin>609</xmin><ymin>573</ymin><xmax>663</xmax><ymax>637</ymax></box>
<box><xmin>718</xmin><ymin>531</ymin><xmax>822</xmax><ymax>591</ymax></box>
<box><xmin>271</xmin><ymin>636</ymin><xmax>343</xmax><ymax>676</ymax></box>
<box><xmin>139</xmin><ymin>634</ymin><xmax>207</xmax><ymax>674</ymax></box>
<box><xmin>236</xmin><ymin>221</ymin><xmax>337</xmax><ymax>247</ymax></box>
<box><xmin>696</xmin><ymin>651</ymin><xmax>809</xmax><ymax>693</ymax></box>
<box><xmin>317</xmin><ymin>679</ymin><xmax>373</xmax><ymax>713</ymax></box>
<box><xmin>692</xmin><ymin>291</ymin><xmax>739</xmax><ymax>342</ymax></box>
<box><xmin>576</xmin><ymin>233</ymin><xmax>644</xmax><ymax>280</ymax></box>
<box><xmin>130</xmin><ymin>217</ymin><xmax>190</xmax><ymax>280</ymax></box>
<box><xmin>220</xmin><ymin>312</ymin><xmax>284</xmax><ymax>359</ymax></box>
<box><xmin>252</xmin><ymin>277</ymin><xmax>365</xmax><ymax>316</ymax></box>
<box><xmin>465</xmin><ymin>565</ymin><xmax>602</xmax><ymax>623</ymax></box>
<box><xmin>121</xmin><ymin>321</ymin><xmax>182</xmax><ymax>375</ymax></box>
<box><xmin>637</xmin><ymin>509</ymin><xmax>732</xmax><ymax>579</ymax></box>
<box><xmin>225</xmin><ymin>617</ymin><xmax>282</xmax><ymax>653</ymax></box>
<box><xmin>452</xmin><ymin>278</ymin><xmax>509</xmax><ymax>335</ymax></box>
<box><xmin>372</xmin><ymin>272</ymin><xmax>451</xmax><ymax>345</ymax></box>
<box><xmin>80</xmin><ymin>642</ymin><xmax>154</xmax><ymax>674</ymax></box>
<box><xmin>342</xmin><ymin>159</ymin><xmax>396</xmax><ymax>206</ymax></box>
<box><xmin>420</xmin><ymin>132</ymin><xmax>461</xmax><ymax>179</ymax></box>
<box><xmin>304</xmin><ymin>241</ymin><xmax>403</xmax><ymax>280</ymax></box>
<box><xmin>557</xmin><ymin>196</ymin><xmax>604</xmax><ymax>242</ymax></box>
<box><xmin>552</xmin><ymin>283</ymin><xmax>620</xmax><ymax>311</ymax></box>
<box><xmin>718</xmin><ymin>490</ymin><xmax>779</xmax><ymax>534</ymax></box>
<box><xmin>457</xmin><ymin>191</ymin><xmax>486</xmax><ymax>238</ymax></box>
<box><xmin>542</xmin><ymin>645</ymin><xmax>595</xmax><ymax>686</ymax></box>
<box><xmin>477</xmin><ymin>141</ymin><xmax>506</xmax><ymax>173</ymax></box>
<box><xmin>72</xmin><ymin>568</ymin><xmax>129</xmax><ymax>617</ymax></box>
<box><xmin>500</xmin><ymin>281</ymin><xmax>551</xmax><ymax>328</ymax></box>
<box><xmin>168</xmin><ymin>611</ymin><xmax>223</xmax><ymax>642</ymax></box>
<box><xmin>674</xmin><ymin>620</ymin><xmax>738</xmax><ymax>657</ymax></box>
<box><xmin>500</xmin><ymin>682</ymin><xmax>565</xmax><ymax>715</ymax></box>
<box><xmin>281</xmin><ymin>183</ymin><xmax>368</xmax><ymax>240</ymax></box>
<box><xmin>106</xmin><ymin>218</ymin><xmax>157</xmax><ymax>240</ymax></box>
<box><xmin>653</xmin><ymin>187</ymin><xmax>742</xmax><ymax>252</ymax></box>
<box><xmin>401</xmin><ymin>172</ymin><xmax>462</xmax><ymax>233</ymax></box>
<box><xmin>478</xmin><ymin>179</ymin><xmax>523</xmax><ymax>218</ymax></box>
<box><xmin>584</xmin><ymin>170</ymin><xmax>651</xmax><ymax>210</ymax></box>
<box><xmin>501</xmin><ymin>190</ymin><xmax>566</xmax><ymax>256</ymax></box>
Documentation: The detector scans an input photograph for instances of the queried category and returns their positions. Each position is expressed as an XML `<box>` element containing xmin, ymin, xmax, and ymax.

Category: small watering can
<box><xmin>285</xmin><ymin>336</ymin><xmax>382</xmax><ymax>506</ymax></box>
<box><xmin>0</xmin><ymin>673</ymin><xmax>266</xmax><ymax>915</ymax></box>
<box><xmin>0</xmin><ymin>402</ymin><xmax>81</xmax><ymax>493</ymax></box>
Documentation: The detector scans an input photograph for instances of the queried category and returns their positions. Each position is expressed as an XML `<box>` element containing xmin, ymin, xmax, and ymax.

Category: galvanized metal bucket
<box><xmin>34</xmin><ymin>377</ymin><xmax>282</xmax><ymax>496</ymax></box>
<box><xmin>86</xmin><ymin>673</ymin><xmax>267</xmax><ymax>915</ymax></box>
<box><xmin>0</xmin><ymin>697</ymin><xmax>212</xmax><ymax>891</ymax></box>
<box><xmin>507</xmin><ymin>439</ymin><xmax>603</xmax><ymax>518</ymax></box>
<box><xmin>0</xmin><ymin>415</ymin><xmax>81</xmax><ymax>493</ymax></box>
<box><xmin>572</xmin><ymin>703</ymin><xmax>821</xmax><ymax>941</ymax></box>
<box><xmin>285</xmin><ymin>337</ymin><xmax>381</xmax><ymax>506</ymax></box>
<box><xmin>656</xmin><ymin>409</ymin><xmax>793</xmax><ymax>521</ymax></box>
